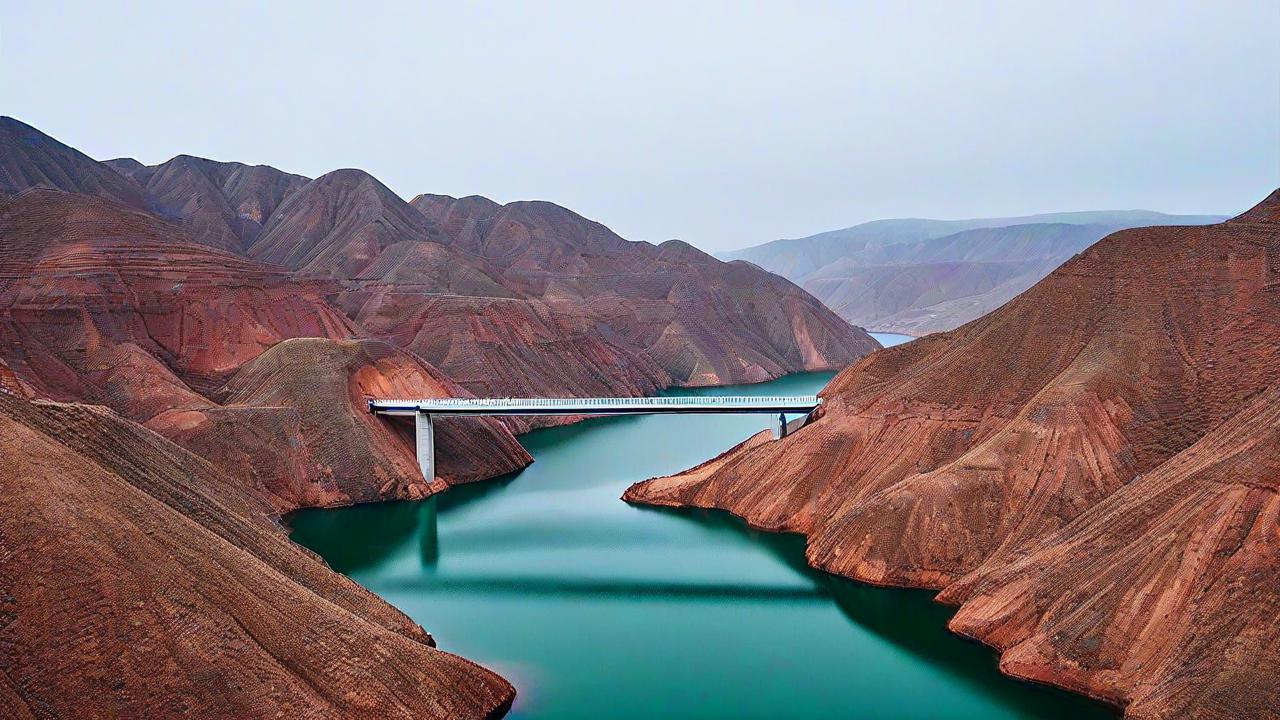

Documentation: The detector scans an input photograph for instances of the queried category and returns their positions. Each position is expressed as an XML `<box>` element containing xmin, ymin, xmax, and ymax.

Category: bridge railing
<box><xmin>369</xmin><ymin>395</ymin><xmax>820</xmax><ymax>408</ymax></box>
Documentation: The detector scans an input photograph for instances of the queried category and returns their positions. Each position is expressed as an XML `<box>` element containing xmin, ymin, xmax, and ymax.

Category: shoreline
<box><xmin>620</xmin><ymin>487</ymin><xmax>1126</xmax><ymax>718</ymax></box>
<box><xmin>286</xmin><ymin>368</ymin><xmax>847</xmax><ymax>524</ymax></box>
<box><xmin>291</xmin><ymin>367</ymin><xmax>1114</xmax><ymax>719</ymax></box>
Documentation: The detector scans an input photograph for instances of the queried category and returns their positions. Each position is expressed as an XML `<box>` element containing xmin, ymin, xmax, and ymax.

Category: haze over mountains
<box><xmin>0</xmin><ymin>114</ymin><xmax>877</xmax><ymax>717</ymax></box>
<box><xmin>631</xmin><ymin>189</ymin><xmax>1280</xmax><ymax>719</ymax></box>
<box><xmin>5</xmin><ymin>107</ymin><xmax>1274</xmax><ymax>719</ymax></box>
<box><xmin>725</xmin><ymin>210</ymin><xmax>1225</xmax><ymax>335</ymax></box>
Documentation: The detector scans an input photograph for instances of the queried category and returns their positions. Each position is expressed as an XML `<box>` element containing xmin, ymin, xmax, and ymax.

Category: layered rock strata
<box><xmin>626</xmin><ymin>191</ymin><xmax>1280</xmax><ymax>719</ymax></box>
<box><xmin>0</xmin><ymin>392</ymin><xmax>515</xmax><ymax>718</ymax></box>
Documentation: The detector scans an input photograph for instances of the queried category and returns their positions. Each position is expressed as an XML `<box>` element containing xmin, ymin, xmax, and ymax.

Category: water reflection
<box><xmin>291</xmin><ymin>371</ymin><xmax>1115</xmax><ymax>719</ymax></box>
<box><xmin>289</xmin><ymin>500</ymin><xmax>425</xmax><ymax>575</ymax></box>
<box><xmin>375</xmin><ymin>575</ymin><xmax>829</xmax><ymax>601</ymax></box>
<box><xmin>650</xmin><ymin>506</ymin><xmax>1113</xmax><ymax>719</ymax></box>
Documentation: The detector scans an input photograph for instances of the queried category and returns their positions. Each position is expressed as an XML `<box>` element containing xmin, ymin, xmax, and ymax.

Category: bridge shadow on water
<box><xmin>287</xmin><ymin>467</ymin><xmax>530</xmax><ymax>575</ymax></box>
<box><xmin>288</xmin><ymin>402</ymin><xmax>1115</xmax><ymax>719</ymax></box>
<box><xmin>292</xmin><ymin>492</ymin><xmax>1112</xmax><ymax>717</ymax></box>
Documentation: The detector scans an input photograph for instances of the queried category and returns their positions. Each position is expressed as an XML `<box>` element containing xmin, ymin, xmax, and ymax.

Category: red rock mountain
<box><xmin>250</xmin><ymin>169</ymin><xmax>458</xmax><ymax>277</ymax></box>
<box><xmin>0</xmin><ymin>392</ymin><xmax>514</xmax><ymax>718</ymax></box>
<box><xmin>241</xmin><ymin>171</ymin><xmax>878</xmax><ymax>429</ymax></box>
<box><xmin>160</xmin><ymin>337</ymin><xmax>532</xmax><ymax>510</ymax></box>
<box><xmin>110</xmin><ymin>154</ymin><xmax>309</xmax><ymax>252</ymax></box>
<box><xmin>0</xmin><ymin>116</ymin><xmax>877</xmax><ymax>717</ymax></box>
<box><xmin>344</xmin><ymin>193</ymin><xmax>875</xmax><ymax>424</ymax></box>
<box><xmin>0</xmin><ymin>114</ymin><xmax>873</xmax><ymax>490</ymax></box>
<box><xmin>0</xmin><ymin>116</ymin><xmax>146</xmax><ymax>208</ymax></box>
<box><xmin>0</xmin><ymin>189</ymin><xmax>529</xmax><ymax>508</ymax></box>
<box><xmin>627</xmin><ymin>190</ymin><xmax>1280</xmax><ymax>719</ymax></box>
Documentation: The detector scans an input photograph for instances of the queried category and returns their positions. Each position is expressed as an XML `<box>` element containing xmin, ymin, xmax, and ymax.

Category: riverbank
<box><xmin>291</xmin><ymin>367</ymin><xmax>1113</xmax><ymax>719</ymax></box>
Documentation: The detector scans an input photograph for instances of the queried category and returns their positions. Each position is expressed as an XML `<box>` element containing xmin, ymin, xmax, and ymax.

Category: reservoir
<box><xmin>290</xmin><ymin>333</ymin><xmax>1112</xmax><ymax>719</ymax></box>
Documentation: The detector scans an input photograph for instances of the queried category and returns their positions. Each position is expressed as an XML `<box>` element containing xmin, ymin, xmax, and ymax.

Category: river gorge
<box><xmin>290</xmin><ymin>334</ymin><xmax>1113</xmax><ymax>719</ymax></box>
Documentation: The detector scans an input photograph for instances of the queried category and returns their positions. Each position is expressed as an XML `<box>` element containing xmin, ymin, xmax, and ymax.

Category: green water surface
<box><xmin>290</xmin><ymin>333</ymin><xmax>1113</xmax><ymax>719</ymax></box>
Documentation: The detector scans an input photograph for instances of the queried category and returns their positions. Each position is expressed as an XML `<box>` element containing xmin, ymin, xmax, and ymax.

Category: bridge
<box><xmin>369</xmin><ymin>395</ymin><xmax>821</xmax><ymax>481</ymax></box>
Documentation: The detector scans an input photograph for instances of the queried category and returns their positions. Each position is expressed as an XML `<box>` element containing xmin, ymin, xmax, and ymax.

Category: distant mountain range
<box><xmin>722</xmin><ymin>210</ymin><xmax>1226</xmax><ymax>335</ymax></box>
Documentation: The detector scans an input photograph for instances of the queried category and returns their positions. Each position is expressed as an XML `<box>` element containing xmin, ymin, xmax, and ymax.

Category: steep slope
<box><xmin>375</xmin><ymin>194</ymin><xmax>879</xmax><ymax>392</ymax></box>
<box><xmin>727</xmin><ymin>211</ymin><xmax>1226</xmax><ymax>334</ymax></box>
<box><xmin>0</xmin><ymin>117</ymin><xmax>877</xmax><ymax>423</ymax></box>
<box><xmin>0</xmin><ymin>189</ymin><xmax>354</xmax><ymax>395</ymax></box>
<box><xmin>0</xmin><ymin>116</ymin><xmax>146</xmax><ymax>207</ymax></box>
<box><xmin>0</xmin><ymin>392</ymin><xmax>514</xmax><ymax>719</ymax></box>
<box><xmin>0</xmin><ymin>190</ymin><xmax>530</xmax><ymax>507</ymax></box>
<box><xmin>135</xmin><ymin>154</ymin><xmax>245</xmax><ymax>252</ymax></box>
<box><xmin>250</xmin><ymin>169</ymin><xmax>468</xmax><ymax>279</ymax></box>
<box><xmin>103</xmin><ymin>156</ymin><xmax>156</xmax><ymax>184</ymax></box>
<box><xmin>129</xmin><ymin>154</ymin><xmax>309</xmax><ymax>251</ymax></box>
<box><xmin>0</xmin><ymin>104</ymin><xmax>317</xmax><ymax>256</ymax></box>
<box><xmin>150</xmin><ymin>338</ymin><xmax>531</xmax><ymax>510</ymax></box>
<box><xmin>943</xmin><ymin>379</ymin><xmax>1280</xmax><ymax>719</ymax></box>
<box><xmin>626</xmin><ymin>190</ymin><xmax>1280</xmax><ymax>718</ymax></box>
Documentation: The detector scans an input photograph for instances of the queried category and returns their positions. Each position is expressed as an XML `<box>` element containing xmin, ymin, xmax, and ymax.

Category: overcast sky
<box><xmin>4</xmin><ymin>1</ymin><xmax>1277</xmax><ymax>251</ymax></box>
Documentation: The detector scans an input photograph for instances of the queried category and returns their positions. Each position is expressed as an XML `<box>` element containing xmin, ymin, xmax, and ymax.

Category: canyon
<box><xmin>627</xmin><ymin>190</ymin><xmax>1280</xmax><ymax>719</ymax></box>
<box><xmin>0</xmin><ymin>115</ymin><xmax>876</xmax><ymax>717</ymax></box>
<box><xmin>3</xmin><ymin>109</ymin><xmax>1274</xmax><ymax>718</ymax></box>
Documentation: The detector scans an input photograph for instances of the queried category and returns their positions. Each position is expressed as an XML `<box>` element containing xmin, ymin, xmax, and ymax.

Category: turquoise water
<box><xmin>290</xmin><ymin>335</ymin><xmax>1112</xmax><ymax>718</ymax></box>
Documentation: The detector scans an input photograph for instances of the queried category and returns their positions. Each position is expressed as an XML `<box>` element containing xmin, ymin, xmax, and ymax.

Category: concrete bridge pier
<box><xmin>415</xmin><ymin>412</ymin><xmax>435</xmax><ymax>482</ymax></box>
<box><xmin>377</xmin><ymin>395</ymin><xmax>823</xmax><ymax>485</ymax></box>
<box><xmin>772</xmin><ymin>412</ymin><xmax>789</xmax><ymax>440</ymax></box>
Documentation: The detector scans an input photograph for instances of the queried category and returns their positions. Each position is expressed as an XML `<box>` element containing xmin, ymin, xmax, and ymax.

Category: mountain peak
<box><xmin>1231</xmin><ymin>187</ymin><xmax>1280</xmax><ymax>223</ymax></box>
<box><xmin>0</xmin><ymin>116</ymin><xmax>146</xmax><ymax>208</ymax></box>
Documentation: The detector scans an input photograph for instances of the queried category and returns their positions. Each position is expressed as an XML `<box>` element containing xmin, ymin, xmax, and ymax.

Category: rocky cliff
<box><xmin>627</xmin><ymin>190</ymin><xmax>1280</xmax><ymax>719</ymax></box>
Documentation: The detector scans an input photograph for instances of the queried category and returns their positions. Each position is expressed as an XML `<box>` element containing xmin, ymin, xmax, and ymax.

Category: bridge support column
<box><xmin>415</xmin><ymin>412</ymin><xmax>435</xmax><ymax>481</ymax></box>
<box><xmin>772</xmin><ymin>412</ymin><xmax>789</xmax><ymax>440</ymax></box>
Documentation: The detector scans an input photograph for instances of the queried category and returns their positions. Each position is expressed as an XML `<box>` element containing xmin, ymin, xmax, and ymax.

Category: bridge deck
<box><xmin>368</xmin><ymin>395</ymin><xmax>821</xmax><ymax>417</ymax></box>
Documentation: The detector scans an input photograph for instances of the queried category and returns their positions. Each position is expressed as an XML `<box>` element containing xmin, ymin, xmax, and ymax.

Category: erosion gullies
<box><xmin>250</xmin><ymin>168</ymin><xmax>460</xmax><ymax>278</ymax></box>
<box><xmin>0</xmin><ymin>115</ymin><xmax>883</xmax><ymax>717</ymax></box>
<box><xmin>0</xmin><ymin>116</ymin><xmax>147</xmax><ymax>209</ymax></box>
<box><xmin>0</xmin><ymin>189</ymin><xmax>532</xmax><ymax>509</ymax></box>
<box><xmin>326</xmin><ymin>191</ymin><xmax>879</xmax><ymax>430</ymax></box>
<box><xmin>0</xmin><ymin>115</ymin><xmax>875</xmax><ymax>495</ymax></box>
<box><xmin>339</xmin><ymin>292</ymin><xmax>673</xmax><ymax>435</ymax></box>
<box><xmin>403</xmin><ymin>193</ymin><xmax>877</xmax><ymax>383</ymax></box>
<box><xmin>627</xmin><ymin>190</ymin><xmax>1280</xmax><ymax>719</ymax></box>
<box><xmin>130</xmin><ymin>154</ymin><xmax>310</xmax><ymax>252</ymax></box>
<box><xmin>0</xmin><ymin>392</ymin><xmax>515</xmax><ymax>719</ymax></box>
<box><xmin>942</xmin><ymin>379</ymin><xmax>1280</xmax><ymax>719</ymax></box>
<box><xmin>0</xmin><ymin>190</ymin><xmax>355</xmax><ymax>390</ymax></box>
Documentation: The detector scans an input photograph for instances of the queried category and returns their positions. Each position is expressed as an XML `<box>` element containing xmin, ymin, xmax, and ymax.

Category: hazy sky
<box><xmin>4</xmin><ymin>1</ymin><xmax>1277</xmax><ymax>251</ymax></box>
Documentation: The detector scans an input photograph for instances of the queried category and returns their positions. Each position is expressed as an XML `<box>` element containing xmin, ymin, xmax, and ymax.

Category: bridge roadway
<box><xmin>368</xmin><ymin>395</ymin><xmax>822</xmax><ymax>482</ymax></box>
<box><xmin>368</xmin><ymin>395</ymin><xmax>821</xmax><ymax>416</ymax></box>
